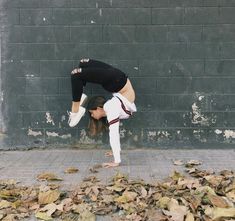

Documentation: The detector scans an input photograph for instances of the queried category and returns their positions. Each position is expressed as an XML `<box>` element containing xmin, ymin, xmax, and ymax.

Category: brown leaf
<box><xmin>158</xmin><ymin>197</ymin><xmax>171</xmax><ymax>209</ymax></box>
<box><xmin>173</xmin><ymin>160</ymin><xmax>184</xmax><ymax>166</ymax></box>
<box><xmin>163</xmin><ymin>198</ymin><xmax>188</xmax><ymax>221</ymax></box>
<box><xmin>38</xmin><ymin>190</ymin><xmax>60</xmax><ymax>205</ymax></box>
<box><xmin>115</xmin><ymin>191</ymin><xmax>138</xmax><ymax>204</ymax></box>
<box><xmin>185</xmin><ymin>160</ymin><xmax>202</xmax><ymax>168</ymax></box>
<box><xmin>140</xmin><ymin>186</ymin><xmax>148</xmax><ymax>198</ymax></box>
<box><xmin>64</xmin><ymin>167</ymin><xmax>79</xmax><ymax>174</ymax></box>
<box><xmin>39</xmin><ymin>203</ymin><xmax>57</xmax><ymax>216</ymax></box>
<box><xmin>37</xmin><ymin>172</ymin><xmax>63</xmax><ymax>181</ymax></box>
<box><xmin>226</xmin><ymin>190</ymin><xmax>235</xmax><ymax>203</ymax></box>
<box><xmin>106</xmin><ymin>185</ymin><xmax>125</xmax><ymax>192</ymax></box>
<box><xmin>35</xmin><ymin>212</ymin><xmax>53</xmax><ymax>221</ymax></box>
<box><xmin>146</xmin><ymin>209</ymin><xmax>168</xmax><ymax>221</ymax></box>
<box><xmin>207</xmin><ymin>193</ymin><xmax>230</xmax><ymax>208</ymax></box>
<box><xmin>1</xmin><ymin>214</ymin><xmax>17</xmax><ymax>221</ymax></box>
<box><xmin>170</xmin><ymin>171</ymin><xmax>184</xmax><ymax>181</ymax></box>
<box><xmin>205</xmin><ymin>207</ymin><xmax>235</xmax><ymax>220</ymax></box>
<box><xmin>0</xmin><ymin>200</ymin><xmax>11</xmax><ymax>209</ymax></box>
<box><xmin>178</xmin><ymin>178</ymin><xmax>200</xmax><ymax>189</ymax></box>
<box><xmin>185</xmin><ymin>212</ymin><xmax>194</xmax><ymax>221</ymax></box>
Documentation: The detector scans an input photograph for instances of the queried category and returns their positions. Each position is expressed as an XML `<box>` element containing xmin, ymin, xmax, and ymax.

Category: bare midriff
<box><xmin>118</xmin><ymin>79</ymin><xmax>135</xmax><ymax>103</ymax></box>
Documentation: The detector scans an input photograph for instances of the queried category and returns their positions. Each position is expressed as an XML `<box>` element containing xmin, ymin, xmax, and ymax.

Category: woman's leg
<box><xmin>71</xmin><ymin>71</ymin><xmax>84</xmax><ymax>112</ymax></box>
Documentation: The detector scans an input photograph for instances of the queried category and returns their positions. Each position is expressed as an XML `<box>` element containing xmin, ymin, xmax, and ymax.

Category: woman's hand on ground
<box><xmin>102</xmin><ymin>162</ymin><xmax>119</xmax><ymax>168</ymax></box>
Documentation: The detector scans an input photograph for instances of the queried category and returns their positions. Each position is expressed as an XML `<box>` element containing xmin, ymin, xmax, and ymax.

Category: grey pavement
<box><xmin>0</xmin><ymin>148</ymin><xmax>235</xmax><ymax>187</ymax></box>
<box><xmin>0</xmin><ymin>148</ymin><xmax>234</xmax><ymax>220</ymax></box>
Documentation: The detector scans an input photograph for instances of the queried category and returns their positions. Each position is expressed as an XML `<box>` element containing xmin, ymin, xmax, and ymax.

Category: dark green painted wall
<box><xmin>1</xmin><ymin>0</ymin><xmax>235</xmax><ymax>149</ymax></box>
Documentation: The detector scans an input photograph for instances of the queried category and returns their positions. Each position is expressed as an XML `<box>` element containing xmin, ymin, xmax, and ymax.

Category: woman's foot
<box><xmin>102</xmin><ymin>162</ymin><xmax>120</xmax><ymax>168</ymax></box>
<box><xmin>105</xmin><ymin>151</ymin><xmax>113</xmax><ymax>157</ymax></box>
<box><xmin>68</xmin><ymin>106</ymin><xmax>86</xmax><ymax>127</ymax></box>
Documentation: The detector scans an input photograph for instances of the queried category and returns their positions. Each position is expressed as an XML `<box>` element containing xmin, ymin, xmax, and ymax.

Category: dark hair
<box><xmin>87</xmin><ymin>96</ymin><xmax>108</xmax><ymax>136</ymax></box>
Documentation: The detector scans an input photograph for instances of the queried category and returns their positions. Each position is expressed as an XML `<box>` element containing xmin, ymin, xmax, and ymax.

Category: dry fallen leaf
<box><xmin>205</xmin><ymin>206</ymin><xmax>235</xmax><ymax>220</ymax></box>
<box><xmin>207</xmin><ymin>193</ymin><xmax>231</xmax><ymax>208</ymax></box>
<box><xmin>0</xmin><ymin>167</ymin><xmax>234</xmax><ymax>221</ymax></box>
<box><xmin>0</xmin><ymin>200</ymin><xmax>11</xmax><ymax>209</ymax></box>
<box><xmin>185</xmin><ymin>160</ymin><xmax>202</xmax><ymax>167</ymax></box>
<box><xmin>173</xmin><ymin>160</ymin><xmax>184</xmax><ymax>166</ymax></box>
<box><xmin>79</xmin><ymin>209</ymin><xmax>96</xmax><ymax>221</ymax></box>
<box><xmin>37</xmin><ymin>172</ymin><xmax>63</xmax><ymax>181</ymax></box>
<box><xmin>38</xmin><ymin>190</ymin><xmax>60</xmax><ymax>205</ymax></box>
<box><xmin>35</xmin><ymin>211</ymin><xmax>53</xmax><ymax>221</ymax></box>
<box><xmin>185</xmin><ymin>212</ymin><xmax>194</xmax><ymax>221</ymax></box>
<box><xmin>64</xmin><ymin>167</ymin><xmax>79</xmax><ymax>174</ymax></box>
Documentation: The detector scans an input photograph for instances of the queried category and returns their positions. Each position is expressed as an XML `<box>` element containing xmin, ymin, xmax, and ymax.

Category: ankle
<box><xmin>71</xmin><ymin>102</ymin><xmax>80</xmax><ymax>113</ymax></box>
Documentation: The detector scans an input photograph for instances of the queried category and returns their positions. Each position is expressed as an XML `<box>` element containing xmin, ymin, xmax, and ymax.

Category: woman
<box><xmin>68</xmin><ymin>59</ymin><xmax>136</xmax><ymax>168</ymax></box>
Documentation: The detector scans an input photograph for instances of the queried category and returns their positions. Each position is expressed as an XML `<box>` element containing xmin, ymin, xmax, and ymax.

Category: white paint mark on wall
<box><xmin>25</xmin><ymin>74</ymin><xmax>35</xmax><ymax>78</ymax></box>
<box><xmin>215</xmin><ymin>129</ymin><xmax>223</xmax><ymax>134</ymax></box>
<box><xmin>147</xmin><ymin>131</ymin><xmax>157</xmax><ymax>141</ymax></box>
<box><xmin>198</xmin><ymin>95</ymin><xmax>204</xmax><ymax>101</ymax></box>
<box><xmin>0</xmin><ymin>92</ymin><xmax>3</xmax><ymax>102</ymax></box>
<box><xmin>91</xmin><ymin>20</ymin><xmax>96</xmax><ymax>24</ymax></box>
<box><xmin>192</xmin><ymin>102</ymin><xmax>209</xmax><ymax>126</ymax></box>
<box><xmin>99</xmin><ymin>9</ymin><xmax>102</xmax><ymax>16</ymax></box>
<box><xmin>45</xmin><ymin>112</ymin><xmax>55</xmax><ymax>125</ymax></box>
<box><xmin>43</xmin><ymin>17</ymin><xmax>46</xmax><ymax>21</ymax></box>
<box><xmin>134</xmin><ymin>67</ymin><xmax>139</xmax><ymax>70</ymax></box>
<box><xmin>28</xmin><ymin>128</ymin><xmax>42</xmax><ymax>137</ymax></box>
<box><xmin>61</xmin><ymin>115</ymin><xmax>66</xmax><ymax>122</ymax></box>
<box><xmin>96</xmin><ymin>2</ymin><xmax>98</xmax><ymax>8</ymax></box>
<box><xmin>158</xmin><ymin>131</ymin><xmax>170</xmax><ymax>137</ymax></box>
<box><xmin>79</xmin><ymin>129</ymin><xmax>98</xmax><ymax>144</ymax></box>
<box><xmin>61</xmin><ymin>134</ymin><xmax>71</xmax><ymax>139</ymax></box>
<box><xmin>46</xmin><ymin>131</ymin><xmax>59</xmax><ymax>137</ymax></box>
<box><xmin>224</xmin><ymin>130</ymin><xmax>235</xmax><ymax>139</ymax></box>
<box><xmin>120</xmin><ymin>128</ymin><xmax>126</xmax><ymax>138</ymax></box>
<box><xmin>46</xmin><ymin>131</ymin><xmax>71</xmax><ymax>139</ymax></box>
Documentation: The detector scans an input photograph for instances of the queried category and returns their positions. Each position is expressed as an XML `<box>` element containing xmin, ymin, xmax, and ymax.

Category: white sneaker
<box><xmin>68</xmin><ymin>106</ymin><xmax>86</xmax><ymax>127</ymax></box>
<box><xmin>80</xmin><ymin>93</ymin><xmax>87</xmax><ymax>106</ymax></box>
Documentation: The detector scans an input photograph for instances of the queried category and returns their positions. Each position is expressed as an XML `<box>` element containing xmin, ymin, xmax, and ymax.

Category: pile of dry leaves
<box><xmin>0</xmin><ymin>162</ymin><xmax>234</xmax><ymax>221</ymax></box>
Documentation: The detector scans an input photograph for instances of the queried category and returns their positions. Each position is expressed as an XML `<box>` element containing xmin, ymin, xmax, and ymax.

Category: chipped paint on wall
<box><xmin>61</xmin><ymin>115</ymin><xmax>66</xmax><ymax>122</ymax></box>
<box><xmin>157</xmin><ymin>131</ymin><xmax>170</xmax><ymax>137</ymax></box>
<box><xmin>45</xmin><ymin>112</ymin><xmax>55</xmax><ymax>125</ymax></box>
<box><xmin>133</xmin><ymin>135</ymin><xmax>138</xmax><ymax>142</ymax></box>
<box><xmin>191</xmin><ymin>102</ymin><xmax>209</xmax><ymax>126</ymax></box>
<box><xmin>79</xmin><ymin>129</ymin><xmax>102</xmax><ymax>144</ymax></box>
<box><xmin>46</xmin><ymin>131</ymin><xmax>71</xmax><ymax>139</ymax></box>
<box><xmin>120</xmin><ymin>128</ymin><xmax>126</xmax><ymax>138</ymax></box>
<box><xmin>46</xmin><ymin>131</ymin><xmax>59</xmax><ymax>137</ymax></box>
<box><xmin>214</xmin><ymin>129</ymin><xmax>223</xmax><ymax>135</ymax></box>
<box><xmin>223</xmin><ymin>130</ymin><xmax>235</xmax><ymax>139</ymax></box>
<box><xmin>60</xmin><ymin>134</ymin><xmax>71</xmax><ymax>139</ymax></box>
<box><xmin>28</xmin><ymin>128</ymin><xmax>42</xmax><ymax>137</ymax></box>
<box><xmin>191</xmin><ymin>94</ymin><xmax>211</xmax><ymax>126</ymax></box>
<box><xmin>193</xmin><ymin>129</ymin><xmax>207</xmax><ymax>142</ymax></box>
<box><xmin>147</xmin><ymin>131</ymin><xmax>157</xmax><ymax>141</ymax></box>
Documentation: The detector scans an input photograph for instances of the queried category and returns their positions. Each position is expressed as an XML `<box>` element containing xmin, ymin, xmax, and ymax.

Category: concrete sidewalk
<box><xmin>0</xmin><ymin>148</ymin><xmax>234</xmax><ymax>188</ymax></box>
<box><xmin>0</xmin><ymin>148</ymin><xmax>234</xmax><ymax>221</ymax></box>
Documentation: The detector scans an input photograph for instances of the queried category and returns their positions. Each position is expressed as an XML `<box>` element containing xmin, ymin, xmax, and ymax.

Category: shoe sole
<box><xmin>80</xmin><ymin>94</ymin><xmax>88</xmax><ymax>107</ymax></box>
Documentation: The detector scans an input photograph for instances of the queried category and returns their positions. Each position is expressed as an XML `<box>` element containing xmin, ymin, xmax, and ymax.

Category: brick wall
<box><xmin>1</xmin><ymin>0</ymin><xmax>235</xmax><ymax>149</ymax></box>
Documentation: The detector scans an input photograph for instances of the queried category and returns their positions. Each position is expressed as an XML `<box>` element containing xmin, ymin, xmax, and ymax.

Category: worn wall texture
<box><xmin>1</xmin><ymin>0</ymin><xmax>235</xmax><ymax>149</ymax></box>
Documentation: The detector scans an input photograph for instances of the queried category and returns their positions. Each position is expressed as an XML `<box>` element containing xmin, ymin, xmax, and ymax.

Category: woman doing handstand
<box><xmin>68</xmin><ymin>59</ymin><xmax>136</xmax><ymax>168</ymax></box>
